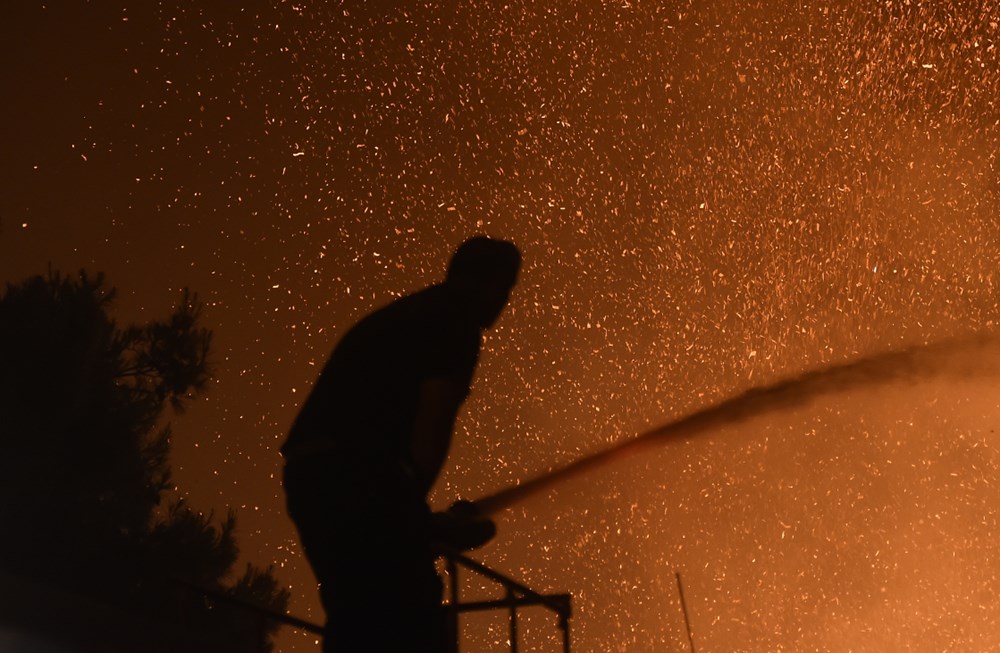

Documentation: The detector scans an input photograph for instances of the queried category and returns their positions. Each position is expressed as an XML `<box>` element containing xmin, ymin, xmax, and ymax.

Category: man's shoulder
<box><xmin>335</xmin><ymin>286</ymin><xmax>438</xmax><ymax>344</ymax></box>
<box><xmin>331</xmin><ymin>283</ymin><xmax>481</xmax><ymax>377</ymax></box>
<box><xmin>395</xmin><ymin>283</ymin><xmax>453</xmax><ymax>312</ymax></box>
<box><xmin>369</xmin><ymin>284</ymin><xmax>473</xmax><ymax>333</ymax></box>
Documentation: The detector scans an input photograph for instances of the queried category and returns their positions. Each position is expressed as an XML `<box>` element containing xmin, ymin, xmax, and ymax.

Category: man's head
<box><xmin>446</xmin><ymin>236</ymin><xmax>521</xmax><ymax>328</ymax></box>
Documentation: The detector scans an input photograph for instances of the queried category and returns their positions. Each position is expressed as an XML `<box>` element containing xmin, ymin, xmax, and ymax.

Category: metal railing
<box><xmin>186</xmin><ymin>551</ymin><xmax>572</xmax><ymax>653</ymax></box>
<box><xmin>442</xmin><ymin>548</ymin><xmax>572</xmax><ymax>653</ymax></box>
<box><xmin>176</xmin><ymin>578</ymin><xmax>323</xmax><ymax>637</ymax></box>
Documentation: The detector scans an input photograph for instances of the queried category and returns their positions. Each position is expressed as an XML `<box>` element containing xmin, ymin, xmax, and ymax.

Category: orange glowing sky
<box><xmin>3</xmin><ymin>2</ymin><xmax>1000</xmax><ymax>651</ymax></box>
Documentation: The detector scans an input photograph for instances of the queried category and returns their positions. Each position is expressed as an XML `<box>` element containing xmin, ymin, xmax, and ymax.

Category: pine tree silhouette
<box><xmin>0</xmin><ymin>270</ymin><xmax>289</xmax><ymax>652</ymax></box>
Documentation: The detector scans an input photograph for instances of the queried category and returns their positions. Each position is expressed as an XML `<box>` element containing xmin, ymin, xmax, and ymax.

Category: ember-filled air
<box><xmin>3</xmin><ymin>2</ymin><xmax>1000</xmax><ymax>651</ymax></box>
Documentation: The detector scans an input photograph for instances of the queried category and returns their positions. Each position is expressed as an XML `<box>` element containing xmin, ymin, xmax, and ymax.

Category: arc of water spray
<box><xmin>473</xmin><ymin>333</ymin><xmax>1000</xmax><ymax>516</ymax></box>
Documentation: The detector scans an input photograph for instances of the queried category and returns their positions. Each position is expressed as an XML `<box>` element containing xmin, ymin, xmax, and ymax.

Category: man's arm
<box><xmin>410</xmin><ymin>376</ymin><xmax>466</xmax><ymax>496</ymax></box>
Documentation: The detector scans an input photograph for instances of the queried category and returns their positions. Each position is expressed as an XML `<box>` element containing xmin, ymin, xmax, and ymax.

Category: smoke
<box><xmin>475</xmin><ymin>332</ymin><xmax>1000</xmax><ymax>516</ymax></box>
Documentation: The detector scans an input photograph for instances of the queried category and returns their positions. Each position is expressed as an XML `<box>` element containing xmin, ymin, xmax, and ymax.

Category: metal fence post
<box><xmin>560</xmin><ymin>610</ymin><xmax>571</xmax><ymax>653</ymax></box>
<box><xmin>448</xmin><ymin>556</ymin><xmax>460</xmax><ymax>653</ymax></box>
<box><xmin>507</xmin><ymin>588</ymin><xmax>518</xmax><ymax>653</ymax></box>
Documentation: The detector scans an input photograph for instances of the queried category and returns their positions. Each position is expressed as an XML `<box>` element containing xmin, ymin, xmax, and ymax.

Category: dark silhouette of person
<box><xmin>282</xmin><ymin>236</ymin><xmax>521</xmax><ymax>653</ymax></box>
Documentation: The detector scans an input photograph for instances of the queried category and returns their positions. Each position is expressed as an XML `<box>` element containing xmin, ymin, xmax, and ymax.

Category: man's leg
<box><xmin>326</xmin><ymin>467</ymin><xmax>445</xmax><ymax>652</ymax></box>
<box><xmin>285</xmin><ymin>457</ymin><xmax>449</xmax><ymax>652</ymax></box>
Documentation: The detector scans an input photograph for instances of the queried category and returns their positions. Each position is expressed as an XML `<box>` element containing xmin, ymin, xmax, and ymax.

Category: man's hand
<box><xmin>430</xmin><ymin>500</ymin><xmax>497</xmax><ymax>552</ymax></box>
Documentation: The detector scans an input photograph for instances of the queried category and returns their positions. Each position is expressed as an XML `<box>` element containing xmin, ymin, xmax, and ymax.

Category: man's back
<box><xmin>283</xmin><ymin>283</ymin><xmax>481</xmax><ymax>465</ymax></box>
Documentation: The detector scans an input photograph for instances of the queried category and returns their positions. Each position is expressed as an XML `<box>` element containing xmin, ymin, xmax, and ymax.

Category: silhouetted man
<box><xmin>282</xmin><ymin>236</ymin><xmax>521</xmax><ymax>653</ymax></box>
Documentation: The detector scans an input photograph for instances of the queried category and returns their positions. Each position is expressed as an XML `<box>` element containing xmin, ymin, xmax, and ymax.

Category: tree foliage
<box><xmin>0</xmin><ymin>271</ymin><xmax>289</xmax><ymax>652</ymax></box>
